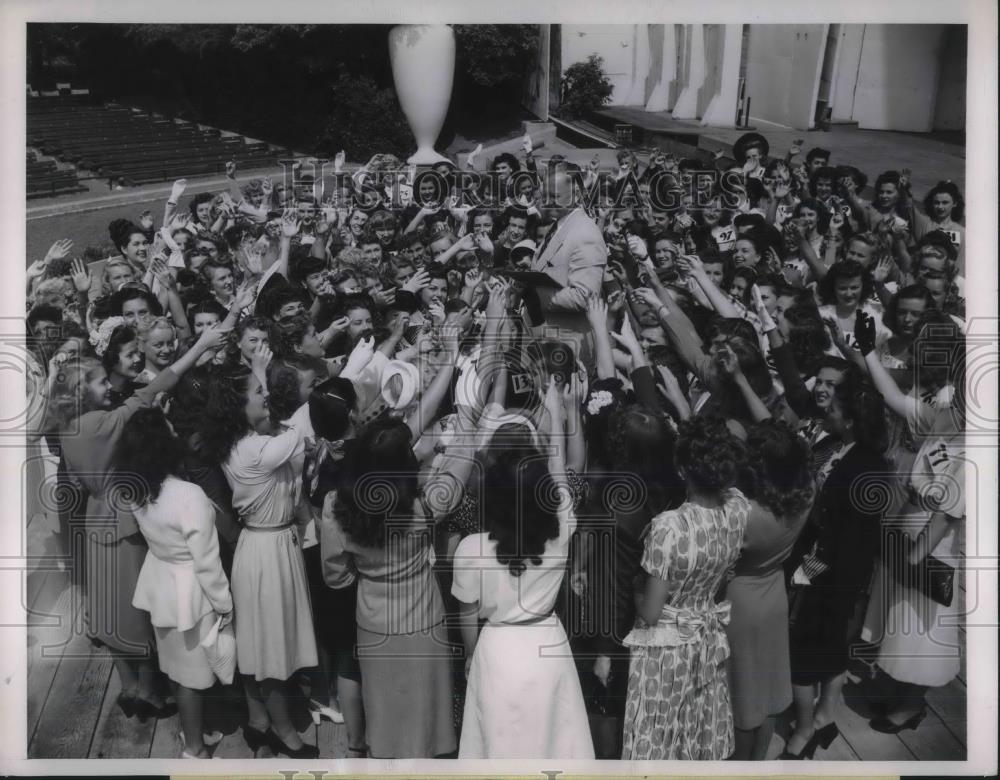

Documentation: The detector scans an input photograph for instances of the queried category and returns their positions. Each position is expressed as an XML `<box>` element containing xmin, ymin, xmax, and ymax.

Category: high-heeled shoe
<box><xmin>178</xmin><ymin>730</ymin><xmax>221</xmax><ymax>759</ymax></box>
<box><xmin>131</xmin><ymin>697</ymin><xmax>178</xmax><ymax>722</ymax></box>
<box><xmin>869</xmin><ymin>708</ymin><xmax>927</xmax><ymax>734</ymax></box>
<box><xmin>115</xmin><ymin>692</ymin><xmax>137</xmax><ymax>718</ymax></box>
<box><xmin>308</xmin><ymin>699</ymin><xmax>345</xmax><ymax>725</ymax></box>
<box><xmin>267</xmin><ymin>729</ymin><xmax>319</xmax><ymax>759</ymax></box>
<box><xmin>243</xmin><ymin>725</ymin><xmax>271</xmax><ymax>755</ymax></box>
<box><xmin>778</xmin><ymin>723</ymin><xmax>838</xmax><ymax>759</ymax></box>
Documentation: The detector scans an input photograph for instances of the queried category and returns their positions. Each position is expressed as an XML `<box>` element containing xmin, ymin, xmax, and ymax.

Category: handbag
<box><xmin>884</xmin><ymin>528</ymin><xmax>955</xmax><ymax>608</ymax></box>
<box><xmin>200</xmin><ymin>613</ymin><xmax>237</xmax><ymax>685</ymax></box>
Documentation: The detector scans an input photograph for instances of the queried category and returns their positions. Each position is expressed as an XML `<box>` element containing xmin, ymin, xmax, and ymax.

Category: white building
<box><xmin>524</xmin><ymin>24</ymin><xmax>966</xmax><ymax>133</ymax></box>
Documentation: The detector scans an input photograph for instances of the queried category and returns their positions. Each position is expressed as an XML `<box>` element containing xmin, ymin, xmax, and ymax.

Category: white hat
<box><xmin>510</xmin><ymin>239</ymin><xmax>538</xmax><ymax>258</ymax></box>
<box><xmin>380</xmin><ymin>360</ymin><xmax>421</xmax><ymax>410</ymax></box>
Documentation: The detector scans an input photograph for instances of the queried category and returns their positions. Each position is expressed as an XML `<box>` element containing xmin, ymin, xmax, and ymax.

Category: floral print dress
<box><xmin>621</xmin><ymin>488</ymin><xmax>750</xmax><ymax>760</ymax></box>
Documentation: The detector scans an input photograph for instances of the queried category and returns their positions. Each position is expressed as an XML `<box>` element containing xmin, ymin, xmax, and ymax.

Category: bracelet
<box><xmin>166</xmin><ymin>200</ymin><xmax>177</xmax><ymax>206</ymax></box>
<box><xmin>656</xmin><ymin>305</ymin><xmax>669</xmax><ymax>320</ymax></box>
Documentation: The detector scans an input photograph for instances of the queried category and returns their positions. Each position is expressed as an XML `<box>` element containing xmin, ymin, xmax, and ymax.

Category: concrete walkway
<box><xmin>595</xmin><ymin>107</ymin><xmax>966</xmax><ymax>194</ymax></box>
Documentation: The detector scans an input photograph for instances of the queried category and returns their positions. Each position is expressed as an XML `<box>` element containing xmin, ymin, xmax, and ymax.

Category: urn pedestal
<box><xmin>389</xmin><ymin>24</ymin><xmax>455</xmax><ymax>165</ymax></box>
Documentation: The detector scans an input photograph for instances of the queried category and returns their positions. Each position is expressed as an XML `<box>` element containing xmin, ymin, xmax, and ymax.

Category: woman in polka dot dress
<box><xmin>621</xmin><ymin>416</ymin><xmax>750</xmax><ymax>760</ymax></box>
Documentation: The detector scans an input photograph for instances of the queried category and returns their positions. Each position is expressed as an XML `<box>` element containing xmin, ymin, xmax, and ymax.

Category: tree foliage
<box><xmin>453</xmin><ymin>25</ymin><xmax>539</xmax><ymax>89</ymax></box>
<box><xmin>26</xmin><ymin>23</ymin><xmax>540</xmax><ymax>157</ymax></box>
<box><xmin>559</xmin><ymin>54</ymin><xmax>614</xmax><ymax>119</ymax></box>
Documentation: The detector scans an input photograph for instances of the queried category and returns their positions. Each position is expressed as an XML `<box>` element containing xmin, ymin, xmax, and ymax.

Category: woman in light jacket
<box><xmin>117</xmin><ymin>408</ymin><xmax>233</xmax><ymax>759</ymax></box>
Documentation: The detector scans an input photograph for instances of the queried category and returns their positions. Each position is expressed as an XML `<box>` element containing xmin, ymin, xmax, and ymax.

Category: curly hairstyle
<box><xmin>46</xmin><ymin>356</ymin><xmax>105</xmax><ymax>430</ymax></box>
<box><xmin>107</xmin><ymin>218</ymin><xmax>145</xmax><ymax>256</ymax></box>
<box><xmin>743</xmin><ymin>420</ymin><xmax>815</xmax><ymax>520</ymax></box>
<box><xmin>818</xmin><ymin>259</ymin><xmax>874</xmax><ymax>306</ymax></box>
<box><xmin>102</xmin><ymin>324</ymin><xmax>139</xmax><ymax>374</ymax></box>
<box><xmin>808</xmin><ymin>166</ymin><xmax>838</xmax><ymax>198</ymax></box>
<box><xmin>199</xmin><ymin>367</ymin><xmax>254</xmax><ymax>464</ymax></box>
<box><xmin>885</xmin><ymin>285</ymin><xmax>935</xmax><ymax>336</ymax></box>
<box><xmin>922</xmin><ymin>180</ymin><xmax>964</xmax><ymax>224</ymax></box>
<box><xmin>794</xmin><ymin>197</ymin><xmax>831</xmax><ymax>234</ymax></box>
<box><xmin>483</xmin><ymin>449</ymin><xmax>560</xmax><ymax>577</ymax></box>
<box><xmin>833</xmin><ymin>373</ymin><xmax>888</xmax><ymax>453</ymax></box>
<box><xmin>783</xmin><ymin>303</ymin><xmax>832</xmax><ymax>377</ymax></box>
<box><xmin>606</xmin><ymin>405</ymin><xmax>684</xmax><ymax>516</ymax></box>
<box><xmin>334</xmin><ymin>418</ymin><xmax>420</xmax><ymax>549</ymax></box>
<box><xmin>873</xmin><ymin>170</ymin><xmax>909</xmax><ymax>218</ymax></box>
<box><xmin>112</xmin><ymin>407</ymin><xmax>184</xmax><ymax>507</ymax></box>
<box><xmin>674</xmin><ymin>415</ymin><xmax>746</xmax><ymax>494</ymax></box>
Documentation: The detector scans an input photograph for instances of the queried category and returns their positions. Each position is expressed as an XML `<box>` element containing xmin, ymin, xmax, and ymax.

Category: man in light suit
<box><xmin>521</xmin><ymin>168</ymin><xmax>608</xmax><ymax>363</ymax></box>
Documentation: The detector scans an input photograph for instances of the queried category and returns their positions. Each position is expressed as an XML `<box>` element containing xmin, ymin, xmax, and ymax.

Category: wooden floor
<box><xmin>25</xmin><ymin>457</ymin><xmax>966</xmax><ymax>761</ymax></box>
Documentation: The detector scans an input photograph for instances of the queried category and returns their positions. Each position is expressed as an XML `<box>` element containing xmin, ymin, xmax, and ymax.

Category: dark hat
<box><xmin>733</xmin><ymin>132</ymin><xmax>770</xmax><ymax>164</ymax></box>
<box><xmin>835</xmin><ymin>165</ymin><xmax>868</xmax><ymax>191</ymax></box>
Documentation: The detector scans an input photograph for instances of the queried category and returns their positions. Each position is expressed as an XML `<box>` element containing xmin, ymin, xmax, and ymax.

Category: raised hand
<box><xmin>225</xmin><ymin>160</ymin><xmax>237</xmax><ymax>179</ymax></box>
<box><xmin>626</xmin><ymin>234</ymin><xmax>648</xmax><ymax>260</ymax></box>
<box><xmin>872</xmin><ymin>253</ymin><xmax>895</xmax><ymax>283</ymax></box>
<box><xmin>170</xmin><ymin>178</ymin><xmax>187</xmax><ymax>202</ymax></box>
<box><xmin>371</xmin><ymin>287</ymin><xmax>396</xmax><ymax>309</ymax></box>
<box><xmin>611</xmin><ymin>315</ymin><xmax>643</xmax><ymax>357</ymax></box>
<box><xmin>465</xmin><ymin>143</ymin><xmax>483</xmax><ymax>170</ymax></box>
<box><xmin>334</xmin><ymin>151</ymin><xmax>346</xmax><ymax>173</ymax></box>
<box><xmin>714</xmin><ymin>343</ymin><xmax>742</xmax><ymax>377</ymax></box>
<box><xmin>522</xmin><ymin>132</ymin><xmax>533</xmax><ymax>155</ymax></box>
<box><xmin>251</xmin><ymin>341</ymin><xmax>273</xmax><ymax>375</ymax></box>
<box><xmin>464</xmin><ymin>267</ymin><xmax>483</xmax><ymax>290</ymax></box>
<box><xmin>789</xmin><ymin>138</ymin><xmax>804</xmax><ymax>157</ymax></box>
<box><xmin>70</xmin><ymin>258</ymin><xmax>93</xmax><ymax>293</ymax></box>
<box><xmin>485</xmin><ymin>277</ymin><xmax>511</xmax><ymax>320</ymax></box>
<box><xmin>198</xmin><ymin>323</ymin><xmax>231</xmax><ymax>353</ymax></box>
<box><xmin>402</xmin><ymin>268</ymin><xmax>430</xmax><ymax>294</ymax></box>
<box><xmin>853</xmin><ymin>310</ymin><xmax>878</xmax><ymax>356</ymax></box>
<box><xmin>632</xmin><ymin>286</ymin><xmax>662</xmax><ymax>312</ymax></box>
<box><xmin>45</xmin><ymin>239</ymin><xmax>74</xmax><ymax>264</ymax></box>
<box><xmin>280</xmin><ymin>208</ymin><xmax>301</xmax><ymax>238</ymax></box>
<box><xmin>232</xmin><ymin>282</ymin><xmax>256</xmax><ymax>311</ymax></box>
<box><xmin>585</xmin><ymin>293</ymin><xmax>609</xmax><ymax>329</ymax></box>
<box><xmin>260</xmin><ymin>176</ymin><xmax>273</xmax><ymax>197</ymax></box>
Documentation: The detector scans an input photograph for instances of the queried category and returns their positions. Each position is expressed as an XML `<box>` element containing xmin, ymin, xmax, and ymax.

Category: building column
<box><xmin>672</xmin><ymin>24</ymin><xmax>705</xmax><ymax>119</ymax></box>
<box><xmin>700</xmin><ymin>24</ymin><xmax>743</xmax><ymax>127</ymax></box>
<box><xmin>623</xmin><ymin>24</ymin><xmax>651</xmax><ymax>105</ymax></box>
<box><xmin>645</xmin><ymin>24</ymin><xmax>678</xmax><ymax>112</ymax></box>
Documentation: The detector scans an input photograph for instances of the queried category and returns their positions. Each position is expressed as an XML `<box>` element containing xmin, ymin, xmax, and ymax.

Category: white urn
<box><xmin>388</xmin><ymin>24</ymin><xmax>455</xmax><ymax>165</ymax></box>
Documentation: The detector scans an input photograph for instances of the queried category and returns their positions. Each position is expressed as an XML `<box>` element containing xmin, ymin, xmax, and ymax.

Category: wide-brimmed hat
<box><xmin>380</xmin><ymin>360</ymin><xmax>421</xmax><ymax>410</ymax></box>
<box><xmin>733</xmin><ymin>132</ymin><xmax>770</xmax><ymax>164</ymax></box>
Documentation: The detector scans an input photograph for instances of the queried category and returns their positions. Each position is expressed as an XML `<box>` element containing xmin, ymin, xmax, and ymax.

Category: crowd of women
<box><xmin>24</xmin><ymin>131</ymin><xmax>968</xmax><ymax>760</ymax></box>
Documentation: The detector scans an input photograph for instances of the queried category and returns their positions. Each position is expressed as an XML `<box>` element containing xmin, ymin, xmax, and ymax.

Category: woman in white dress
<box><xmin>117</xmin><ymin>408</ymin><xmax>233</xmax><ymax>758</ymax></box>
<box><xmin>200</xmin><ymin>346</ymin><xmax>319</xmax><ymax>759</ymax></box>
<box><xmin>859</xmin><ymin>317</ymin><xmax>966</xmax><ymax>732</ymax></box>
<box><xmin>452</xmin><ymin>378</ymin><xmax>594</xmax><ymax>759</ymax></box>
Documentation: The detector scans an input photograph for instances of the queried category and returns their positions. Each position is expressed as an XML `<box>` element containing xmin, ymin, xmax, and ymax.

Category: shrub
<box><xmin>559</xmin><ymin>54</ymin><xmax>614</xmax><ymax>119</ymax></box>
<box><xmin>317</xmin><ymin>73</ymin><xmax>413</xmax><ymax>161</ymax></box>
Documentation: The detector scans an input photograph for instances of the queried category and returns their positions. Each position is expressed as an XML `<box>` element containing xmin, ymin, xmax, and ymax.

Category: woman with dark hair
<box><xmin>118</xmin><ymin>408</ymin><xmax>233</xmax><ymax>758</ymax></box>
<box><xmin>108</xmin><ymin>218</ymin><xmax>150</xmax><ymax>270</ymax></box>
<box><xmin>99</xmin><ymin>322</ymin><xmax>146</xmax><ymax>406</ymax></box>
<box><xmin>575</xmin><ymin>404</ymin><xmax>685</xmax><ymax>757</ymax></box>
<box><xmin>783</xmin><ymin>374</ymin><xmax>889</xmax><ymax>759</ymax></box>
<box><xmin>200</xmin><ymin>348</ymin><xmax>319</xmax><ymax>759</ymax></box>
<box><xmin>621</xmin><ymin>415</ymin><xmax>750</xmax><ymax>760</ymax></box>
<box><xmin>47</xmin><ymin>326</ymin><xmax>225</xmax><ymax>722</ymax></box>
<box><xmin>912</xmin><ymin>180</ymin><xmax>965</xmax><ymax>272</ymax></box>
<box><xmin>726</xmin><ymin>421</ymin><xmax>815</xmax><ymax>759</ymax></box>
<box><xmin>319</xmin><ymin>324</ymin><xmax>478</xmax><ymax>758</ymax></box>
<box><xmin>453</xmin><ymin>378</ymin><xmax>594</xmax><ymax>758</ymax></box>
<box><xmin>863</xmin><ymin>170</ymin><xmax>912</xmax><ymax>232</ymax></box>
<box><xmin>817</xmin><ymin>259</ymin><xmax>890</xmax><ymax>357</ymax></box>
<box><xmin>881</xmin><ymin>285</ymin><xmax>935</xmax><ymax>370</ymax></box>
